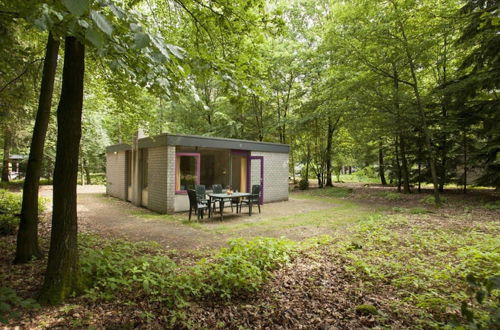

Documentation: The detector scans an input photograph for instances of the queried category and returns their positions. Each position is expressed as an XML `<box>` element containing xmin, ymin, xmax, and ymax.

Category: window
<box><xmin>175</xmin><ymin>153</ymin><xmax>200</xmax><ymax>192</ymax></box>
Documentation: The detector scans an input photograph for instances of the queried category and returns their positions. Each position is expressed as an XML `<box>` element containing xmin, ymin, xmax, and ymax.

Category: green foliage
<box><xmin>0</xmin><ymin>287</ymin><xmax>40</xmax><ymax>324</ymax></box>
<box><xmin>460</xmin><ymin>274</ymin><xmax>500</xmax><ymax>328</ymax></box>
<box><xmin>409</xmin><ymin>207</ymin><xmax>429</xmax><ymax>214</ymax></box>
<box><xmin>483</xmin><ymin>201</ymin><xmax>500</xmax><ymax>210</ymax></box>
<box><xmin>80</xmin><ymin>235</ymin><xmax>296</xmax><ymax>314</ymax></box>
<box><xmin>420</xmin><ymin>195</ymin><xmax>447</xmax><ymax>205</ymax></box>
<box><xmin>0</xmin><ymin>189</ymin><xmax>21</xmax><ymax>235</ymax></box>
<box><xmin>334</xmin><ymin>213</ymin><xmax>500</xmax><ymax>326</ymax></box>
<box><xmin>0</xmin><ymin>189</ymin><xmax>46</xmax><ymax>235</ymax></box>
<box><xmin>298</xmin><ymin>178</ymin><xmax>309</xmax><ymax>190</ymax></box>
<box><xmin>383</xmin><ymin>192</ymin><xmax>402</xmax><ymax>201</ymax></box>
<box><xmin>355</xmin><ymin>304</ymin><xmax>378</xmax><ymax>316</ymax></box>
<box><xmin>306</xmin><ymin>187</ymin><xmax>353</xmax><ymax>198</ymax></box>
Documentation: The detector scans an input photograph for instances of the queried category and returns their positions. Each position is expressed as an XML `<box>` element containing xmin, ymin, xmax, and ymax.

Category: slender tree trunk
<box><xmin>395</xmin><ymin>137</ymin><xmax>402</xmax><ymax>192</ymax></box>
<box><xmin>1</xmin><ymin>130</ymin><xmax>11</xmax><ymax>182</ymax></box>
<box><xmin>84</xmin><ymin>159</ymin><xmax>91</xmax><ymax>185</ymax></box>
<box><xmin>418</xmin><ymin>144</ymin><xmax>422</xmax><ymax>193</ymax></box>
<box><xmin>14</xmin><ymin>33</ymin><xmax>59</xmax><ymax>264</ymax></box>
<box><xmin>438</xmin><ymin>33</ymin><xmax>449</xmax><ymax>193</ymax></box>
<box><xmin>393</xmin><ymin>3</ymin><xmax>441</xmax><ymax>204</ymax></box>
<box><xmin>399</xmin><ymin>135</ymin><xmax>411</xmax><ymax>193</ymax></box>
<box><xmin>39</xmin><ymin>37</ymin><xmax>85</xmax><ymax>305</ymax></box>
<box><xmin>463</xmin><ymin>128</ymin><xmax>467</xmax><ymax>194</ymax></box>
<box><xmin>379</xmin><ymin>141</ymin><xmax>387</xmax><ymax>185</ymax></box>
<box><xmin>325</xmin><ymin>118</ymin><xmax>334</xmax><ymax>187</ymax></box>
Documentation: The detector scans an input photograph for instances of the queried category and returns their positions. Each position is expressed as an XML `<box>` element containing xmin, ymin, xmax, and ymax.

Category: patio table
<box><xmin>208</xmin><ymin>192</ymin><xmax>253</xmax><ymax>220</ymax></box>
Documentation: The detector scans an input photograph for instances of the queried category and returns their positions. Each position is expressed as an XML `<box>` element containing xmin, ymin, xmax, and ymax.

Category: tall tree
<box><xmin>39</xmin><ymin>36</ymin><xmax>85</xmax><ymax>304</ymax></box>
<box><xmin>14</xmin><ymin>33</ymin><xmax>59</xmax><ymax>264</ymax></box>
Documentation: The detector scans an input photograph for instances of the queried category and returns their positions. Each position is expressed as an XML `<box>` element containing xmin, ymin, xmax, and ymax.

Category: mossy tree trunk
<box><xmin>39</xmin><ymin>37</ymin><xmax>84</xmax><ymax>305</ymax></box>
<box><xmin>15</xmin><ymin>33</ymin><xmax>59</xmax><ymax>264</ymax></box>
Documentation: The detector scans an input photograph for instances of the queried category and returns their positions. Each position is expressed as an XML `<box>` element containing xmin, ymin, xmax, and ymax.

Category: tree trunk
<box><xmin>2</xmin><ymin>130</ymin><xmax>11</xmax><ymax>182</ymax></box>
<box><xmin>84</xmin><ymin>158</ymin><xmax>91</xmax><ymax>185</ymax></box>
<box><xmin>14</xmin><ymin>33</ymin><xmax>59</xmax><ymax>264</ymax></box>
<box><xmin>325</xmin><ymin>118</ymin><xmax>334</xmax><ymax>187</ymax></box>
<box><xmin>463</xmin><ymin>128</ymin><xmax>467</xmax><ymax>194</ymax></box>
<box><xmin>378</xmin><ymin>141</ymin><xmax>387</xmax><ymax>185</ymax></box>
<box><xmin>393</xmin><ymin>3</ymin><xmax>441</xmax><ymax>204</ymax></box>
<box><xmin>39</xmin><ymin>37</ymin><xmax>85</xmax><ymax>305</ymax></box>
<box><xmin>394</xmin><ymin>137</ymin><xmax>402</xmax><ymax>192</ymax></box>
<box><xmin>399</xmin><ymin>136</ymin><xmax>411</xmax><ymax>193</ymax></box>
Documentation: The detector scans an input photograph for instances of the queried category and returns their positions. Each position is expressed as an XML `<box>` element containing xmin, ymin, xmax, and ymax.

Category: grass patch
<box><xmin>296</xmin><ymin>186</ymin><xmax>353</xmax><ymax>199</ymax></box>
<box><xmin>195</xmin><ymin>200</ymin><xmax>384</xmax><ymax>235</ymax></box>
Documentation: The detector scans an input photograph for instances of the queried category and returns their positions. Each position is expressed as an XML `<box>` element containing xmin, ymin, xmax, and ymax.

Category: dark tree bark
<box><xmin>39</xmin><ymin>37</ymin><xmax>85</xmax><ymax>305</ymax></box>
<box><xmin>2</xmin><ymin>129</ymin><xmax>11</xmax><ymax>182</ymax></box>
<box><xmin>379</xmin><ymin>141</ymin><xmax>387</xmax><ymax>185</ymax></box>
<box><xmin>14</xmin><ymin>33</ymin><xmax>59</xmax><ymax>264</ymax></box>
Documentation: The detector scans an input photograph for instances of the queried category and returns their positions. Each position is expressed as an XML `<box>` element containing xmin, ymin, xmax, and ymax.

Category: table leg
<box><xmin>220</xmin><ymin>199</ymin><xmax>224</xmax><ymax>220</ymax></box>
<box><xmin>208</xmin><ymin>196</ymin><xmax>212</xmax><ymax>218</ymax></box>
<box><xmin>249</xmin><ymin>198</ymin><xmax>252</xmax><ymax>216</ymax></box>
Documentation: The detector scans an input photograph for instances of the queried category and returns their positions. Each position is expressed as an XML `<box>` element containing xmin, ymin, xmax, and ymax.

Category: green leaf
<box><xmin>91</xmin><ymin>11</ymin><xmax>113</xmax><ymax>37</ymax></box>
<box><xmin>62</xmin><ymin>0</ymin><xmax>89</xmax><ymax>16</ymax></box>
<box><xmin>85</xmin><ymin>27</ymin><xmax>105</xmax><ymax>49</ymax></box>
<box><xmin>134</xmin><ymin>32</ymin><xmax>150</xmax><ymax>49</ymax></box>
<box><xmin>166</xmin><ymin>44</ymin><xmax>185</xmax><ymax>60</ymax></box>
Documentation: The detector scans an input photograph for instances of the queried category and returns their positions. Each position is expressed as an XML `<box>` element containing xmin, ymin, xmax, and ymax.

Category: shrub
<box><xmin>483</xmin><ymin>201</ymin><xmax>500</xmax><ymax>210</ymax></box>
<box><xmin>384</xmin><ymin>192</ymin><xmax>402</xmax><ymax>201</ymax></box>
<box><xmin>0</xmin><ymin>189</ymin><xmax>46</xmax><ymax>235</ymax></box>
<box><xmin>80</xmin><ymin>236</ymin><xmax>297</xmax><ymax>309</ymax></box>
<box><xmin>0</xmin><ymin>287</ymin><xmax>40</xmax><ymax>324</ymax></box>
<box><xmin>298</xmin><ymin>178</ymin><xmax>309</xmax><ymax>190</ymax></box>
<box><xmin>420</xmin><ymin>195</ymin><xmax>447</xmax><ymax>205</ymax></box>
<box><xmin>409</xmin><ymin>207</ymin><xmax>429</xmax><ymax>214</ymax></box>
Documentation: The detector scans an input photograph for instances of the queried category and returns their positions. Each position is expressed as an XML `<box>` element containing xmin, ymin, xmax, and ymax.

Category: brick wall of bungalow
<box><xmin>107</xmin><ymin>146</ymin><xmax>289</xmax><ymax>214</ymax></box>
<box><xmin>106</xmin><ymin>151</ymin><xmax>127</xmax><ymax>200</ymax></box>
<box><xmin>250</xmin><ymin>151</ymin><xmax>289</xmax><ymax>203</ymax></box>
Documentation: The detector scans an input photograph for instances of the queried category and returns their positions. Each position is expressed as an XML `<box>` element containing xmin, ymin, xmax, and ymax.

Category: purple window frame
<box><xmin>175</xmin><ymin>152</ymin><xmax>201</xmax><ymax>194</ymax></box>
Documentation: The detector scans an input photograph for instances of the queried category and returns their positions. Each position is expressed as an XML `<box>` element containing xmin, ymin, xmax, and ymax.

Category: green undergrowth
<box><xmin>79</xmin><ymin>235</ymin><xmax>297</xmax><ymax>324</ymax></box>
<box><xmin>331</xmin><ymin>214</ymin><xmax>500</xmax><ymax>327</ymax></box>
<box><xmin>295</xmin><ymin>186</ymin><xmax>354</xmax><ymax>199</ymax></box>
<box><xmin>0</xmin><ymin>189</ymin><xmax>46</xmax><ymax>235</ymax></box>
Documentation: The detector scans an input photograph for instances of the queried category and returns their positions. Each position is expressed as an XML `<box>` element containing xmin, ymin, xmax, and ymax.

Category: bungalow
<box><xmin>105</xmin><ymin>133</ymin><xmax>290</xmax><ymax>213</ymax></box>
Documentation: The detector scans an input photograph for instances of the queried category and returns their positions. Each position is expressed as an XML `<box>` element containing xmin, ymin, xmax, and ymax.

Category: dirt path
<box><xmin>39</xmin><ymin>185</ymin><xmax>338</xmax><ymax>251</ymax></box>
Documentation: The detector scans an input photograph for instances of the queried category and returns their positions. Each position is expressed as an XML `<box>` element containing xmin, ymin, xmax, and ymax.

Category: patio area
<box><xmin>42</xmin><ymin>185</ymin><xmax>348</xmax><ymax>251</ymax></box>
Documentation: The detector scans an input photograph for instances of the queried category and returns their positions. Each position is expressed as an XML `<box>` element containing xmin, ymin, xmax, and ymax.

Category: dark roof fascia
<box><xmin>106</xmin><ymin>143</ymin><xmax>131</xmax><ymax>153</ymax></box>
<box><xmin>168</xmin><ymin>134</ymin><xmax>290</xmax><ymax>153</ymax></box>
<box><xmin>137</xmin><ymin>133</ymin><xmax>289</xmax><ymax>153</ymax></box>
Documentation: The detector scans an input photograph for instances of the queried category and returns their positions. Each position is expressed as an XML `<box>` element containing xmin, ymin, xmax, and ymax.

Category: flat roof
<box><xmin>107</xmin><ymin>134</ymin><xmax>289</xmax><ymax>153</ymax></box>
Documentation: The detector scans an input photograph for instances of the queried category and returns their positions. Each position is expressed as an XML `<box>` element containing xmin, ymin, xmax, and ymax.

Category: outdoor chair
<box><xmin>195</xmin><ymin>184</ymin><xmax>209</xmax><ymax>205</ymax></box>
<box><xmin>239</xmin><ymin>184</ymin><xmax>261</xmax><ymax>213</ymax></box>
<box><xmin>187</xmin><ymin>189</ymin><xmax>208</xmax><ymax>221</ymax></box>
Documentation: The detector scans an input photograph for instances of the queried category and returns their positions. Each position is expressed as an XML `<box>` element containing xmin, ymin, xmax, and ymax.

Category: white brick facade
<box><xmin>147</xmin><ymin>146</ymin><xmax>169</xmax><ymax>213</ymax></box>
<box><xmin>106</xmin><ymin>151</ymin><xmax>127</xmax><ymax>200</ymax></box>
<box><xmin>251</xmin><ymin>151</ymin><xmax>289</xmax><ymax>203</ymax></box>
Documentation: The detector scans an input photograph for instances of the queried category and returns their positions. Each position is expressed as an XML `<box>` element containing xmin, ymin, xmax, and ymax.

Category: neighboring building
<box><xmin>105</xmin><ymin>133</ymin><xmax>290</xmax><ymax>213</ymax></box>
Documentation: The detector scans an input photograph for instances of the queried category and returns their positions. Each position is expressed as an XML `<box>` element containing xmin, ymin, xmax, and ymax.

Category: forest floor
<box><xmin>1</xmin><ymin>183</ymin><xmax>499</xmax><ymax>328</ymax></box>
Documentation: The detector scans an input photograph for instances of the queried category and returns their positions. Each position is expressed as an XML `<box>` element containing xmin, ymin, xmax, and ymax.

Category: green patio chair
<box><xmin>187</xmin><ymin>189</ymin><xmax>208</xmax><ymax>221</ymax></box>
<box><xmin>239</xmin><ymin>184</ymin><xmax>261</xmax><ymax>213</ymax></box>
